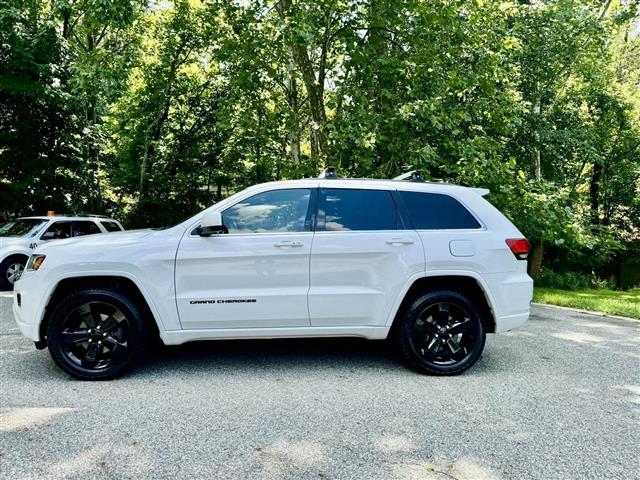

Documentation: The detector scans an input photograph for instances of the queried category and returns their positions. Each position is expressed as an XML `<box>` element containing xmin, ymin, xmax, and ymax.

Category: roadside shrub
<box><xmin>536</xmin><ymin>269</ymin><xmax>616</xmax><ymax>291</ymax></box>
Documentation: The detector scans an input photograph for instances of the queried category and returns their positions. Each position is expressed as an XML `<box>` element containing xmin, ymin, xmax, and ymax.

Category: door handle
<box><xmin>274</xmin><ymin>240</ymin><xmax>304</xmax><ymax>248</ymax></box>
<box><xmin>386</xmin><ymin>238</ymin><xmax>414</xmax><ymax>246</ymax></box>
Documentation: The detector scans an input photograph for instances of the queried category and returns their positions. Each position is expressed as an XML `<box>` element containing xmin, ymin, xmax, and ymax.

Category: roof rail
<box><xmin>53</xmin><ymin>214</ymin><xmax>111</xmax><ymax>219</ymax></box>
<box><xmin>393</xmin><ymin>170</ymin><xmax>425</xmax><ymax>182</ymax></box>
<box><xmin>318</xmin><ymin>166</ymin><xmax>339</xmax><ymax>179</ymax></box>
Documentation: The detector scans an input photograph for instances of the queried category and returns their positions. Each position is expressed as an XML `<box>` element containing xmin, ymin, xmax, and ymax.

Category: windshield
<box><xmin>0</xmin><ymin>218</ymin><xmax>49</xmax><ymax>238</ymax></box>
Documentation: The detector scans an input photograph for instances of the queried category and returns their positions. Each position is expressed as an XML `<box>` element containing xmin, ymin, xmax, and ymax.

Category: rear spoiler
<box><xmin>472</xmin><ymin>188</ymin><xmax>490</xmax><ymax>196</ymax></box>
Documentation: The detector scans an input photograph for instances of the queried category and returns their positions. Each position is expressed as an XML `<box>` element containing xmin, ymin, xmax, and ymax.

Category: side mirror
<box><xmin>197</xmin><ymin>211</ymin><xmax>228</xmax><ymax>236</ymax></box>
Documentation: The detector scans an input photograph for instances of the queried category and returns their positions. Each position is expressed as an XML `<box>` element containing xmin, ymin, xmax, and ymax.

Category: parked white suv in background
<box><xmin>13</xmin><ymin>175</ymin><xmax>533</xmax><ymax>380</ymax></box>
<box><xmin>0</xmin><ymin>215</ymin><xmax>124</xmax><ymax>290</ymax></box>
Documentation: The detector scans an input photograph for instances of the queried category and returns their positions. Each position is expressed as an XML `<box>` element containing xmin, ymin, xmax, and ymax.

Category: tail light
<box><xmin>506</xmin><ymin>238</ymin><xmax>530</xmax><ymax>260</ymax></box>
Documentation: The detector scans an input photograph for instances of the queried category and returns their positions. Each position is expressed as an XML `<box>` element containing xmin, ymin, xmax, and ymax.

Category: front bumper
<box><xmin>12</xmin><ymin>272</ymin><xmax>46</xmax><ymax>342</ymax></box>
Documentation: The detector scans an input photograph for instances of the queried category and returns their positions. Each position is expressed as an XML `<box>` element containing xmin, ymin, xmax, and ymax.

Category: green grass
<box><xmin>534</xmin><ymin>287</ymin><xmax>640</xmax><ymax>319</ymax></box>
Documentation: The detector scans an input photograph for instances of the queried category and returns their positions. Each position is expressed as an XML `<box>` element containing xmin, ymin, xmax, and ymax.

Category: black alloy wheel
<box><xmin>398</xmin><ymin>290</ymin><xmax>486</xmax><ymax>375</ymax></box>
<box><xmin>59</xmin><ymin>302</ymin><xmax>130</xmax><ymax>370</ymax></box>
<box><xmin>47</xmin><ymin>289</ymin><xmax>149</xmax><ymax>380</ymax></box>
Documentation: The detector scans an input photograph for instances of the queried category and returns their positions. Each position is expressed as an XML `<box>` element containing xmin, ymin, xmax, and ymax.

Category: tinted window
<box><xmin>322</xmin><ymin>189</ymin><xmax>397</xmax><ymax>231</ymax></box>
<box><xmin>41</xmin><ymin>221</ymin><xmax>72</xmax><ymax>240</ymax></box>
<box><xmin>72</xmin><ymin>221</ymin><xmax>102</xmax><ymax>236</ymax></box>
<box><xmin>223</xmin><ymin>188</ymin><xmax>312</xmax><ymax>234</ymax></box>
<box><xmin>400</xmin><ymin>191</ymin><xmax>481</xmax><ymax>229</ymax></box>
<box><xmin>0</xmin><ymin>219</ymin><xmax>48</xmax><ymax>237</ymax></box>
<box><xmin>101</xmin><ymin>221</ymin><xmax>123</xmax><ymax>232</ymax></box>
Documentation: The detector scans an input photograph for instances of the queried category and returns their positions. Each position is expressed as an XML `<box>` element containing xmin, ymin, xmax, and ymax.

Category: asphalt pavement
<box><xmin>1</xmin><ymin>291</ymin><xmax>639</xmax><ymax>480</ymax></box>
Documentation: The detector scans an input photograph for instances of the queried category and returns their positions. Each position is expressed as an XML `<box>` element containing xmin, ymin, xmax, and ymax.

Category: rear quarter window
<box><xmin>101</xmin><ymin>221</ymin><xmax>123</xmax><ymax>232</ymax></box>
<box><xmin>399</xmin><ymin>191</ymin><xmax>481</xmax><ymax>230</ymax></box>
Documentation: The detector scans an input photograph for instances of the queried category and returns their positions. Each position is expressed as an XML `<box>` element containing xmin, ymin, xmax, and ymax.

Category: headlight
<box><xmin>26</xmin><ymin>254</ymin><xmax>46</xmax><ymax>271</ymax></box>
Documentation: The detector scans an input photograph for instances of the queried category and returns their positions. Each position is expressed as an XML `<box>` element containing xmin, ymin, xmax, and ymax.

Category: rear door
<box><xmin>308</xmin><ymin>187</ymin><xmax>424</xmax><ymax>327</ymax></box>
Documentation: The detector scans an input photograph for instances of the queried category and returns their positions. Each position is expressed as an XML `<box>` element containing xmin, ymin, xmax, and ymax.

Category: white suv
<box><xmin>13</xmin><ymin>177</ymin><xmax>533</xmax><ymax>380</ymax></box>
<box><xmin>1</xmin><ymin>215</ymin><xmax>124</xmax><ymax>291</ymax></box>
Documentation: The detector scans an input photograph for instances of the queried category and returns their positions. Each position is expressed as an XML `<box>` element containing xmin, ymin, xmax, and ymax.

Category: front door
<box><xmin>175</xmin><ymin>187</ymin><xmax>317</xmax><ymax>330</ymax></box>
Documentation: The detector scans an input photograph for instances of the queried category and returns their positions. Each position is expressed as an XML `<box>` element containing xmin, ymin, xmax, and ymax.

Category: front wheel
<box><xmin>46</xmin><ymin>289</ymin><xmax>150</xmax><ymax>380</ymax></box>
<box><xmin>397</xmin><ymin>290</ymin><xmax>486</xmax><ymax>375</ymax></box>
<box><xmin>0</xmin><ymin>257</ymin><xmax>27</xmax><ymax>291</ymax></box>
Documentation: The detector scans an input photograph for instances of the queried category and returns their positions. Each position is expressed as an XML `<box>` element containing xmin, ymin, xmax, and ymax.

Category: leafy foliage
<box><xmin>1</xmin><ymin>0</ymin><xmax>639</xmax><ymax>284</ymax></box>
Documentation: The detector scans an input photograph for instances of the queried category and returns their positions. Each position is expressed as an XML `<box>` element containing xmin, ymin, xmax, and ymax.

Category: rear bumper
<box><xmin>494</xmin><ymin>311</ymin><xmax>529</xmax><ymax>333</ymax></box>
<box><xmin>485</xmin><ymin>271</ymin><xmax>533</xmax><ymax>333</ymax></box>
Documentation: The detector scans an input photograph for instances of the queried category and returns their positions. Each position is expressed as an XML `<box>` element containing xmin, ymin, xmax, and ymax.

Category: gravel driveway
<box><xmin>1</xmin><ymin>292</ymin><xmax>638</xmax><ymax>480</ymax></box>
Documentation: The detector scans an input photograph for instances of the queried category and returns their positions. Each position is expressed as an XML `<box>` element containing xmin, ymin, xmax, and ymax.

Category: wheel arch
<box><xmin>2</xmin><ymin>253</ymin><xmax>30</xmax><ymax>265</ymax></box>
<box><xmin>40</xmin><ymin>275</ymin><xmax>161</xmax><ymax>343</ymax></box>
<box><xmin>388</xmin><ymin>274</ymin><xmax>496</xmax><ymax>334</ymax></box>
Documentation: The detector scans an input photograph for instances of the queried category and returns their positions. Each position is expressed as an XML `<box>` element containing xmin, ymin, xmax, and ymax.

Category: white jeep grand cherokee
<box><xmin>13</xmin><ymin>177</ymin><xmax>533</xmax><ymax>380</ymax></box>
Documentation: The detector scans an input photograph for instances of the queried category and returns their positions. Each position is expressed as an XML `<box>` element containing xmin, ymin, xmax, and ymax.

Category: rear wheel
<box><xmin>46</xmin><ymin>289</ymin><xmax>149</xmax><ymax>380</ymax></box>
<box><xmin>0</xmin><ymin>256</ymin><xmax>27</xmax><ymax>291</ymax></box>
<box><xmin>397</xmin><ymin>290</ymin><xmax>486</xmax><ymax>375</ymax></box>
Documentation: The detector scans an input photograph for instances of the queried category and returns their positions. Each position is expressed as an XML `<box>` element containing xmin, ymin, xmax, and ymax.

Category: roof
<box><xmin>241</xmin><ymin>178</ymin><xmax>490</xmax><ymax>196</ymax></box>
<box><xmin>19</xmin><ymin>216</ymin><xmax>119</xmax><ymax>221</ymax></box>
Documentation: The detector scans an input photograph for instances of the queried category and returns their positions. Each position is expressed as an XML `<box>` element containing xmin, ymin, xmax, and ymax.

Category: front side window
<box><xmin>72</xmin><ymin>221</ymin><xmax>102</xmax><ymax>237</ymax></box>
<box><xmin>399</xmin><ymin>191</ymin><xmax>481</xmax><ymax>230</ymax></box>
<box><xmin>321</xmin><ymin>188</ymin><xmax>397</xmax><ymax>231</ymax></box>
<box><xmin>41</xmin><ymin>221</ymin><xmax>72</xmax><ymax>240</ymax></box>
<box><xmin>222</xmin><ymin>188</ymin><xmax>313</xmax><ymax>234</ymax></box>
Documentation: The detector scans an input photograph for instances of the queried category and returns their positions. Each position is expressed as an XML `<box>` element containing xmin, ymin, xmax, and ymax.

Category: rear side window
<box><xmin>399</xmin><ymin>191</ymin><xmax>481</xmax><ymax>230</ymax></box>
<box><xmin>72</xmin><ymin>221</ymin><xmax>102</xmax><ymax>237</ymax></box>
<box><xmin>101</xmin><ymin>221</ymin><xmax>123</xmax><ymax>232</ymax></box>
<box><xmin>321</xmin><ymin>188</ymin><xmax>397</xmax><ymax>231</ymax></box>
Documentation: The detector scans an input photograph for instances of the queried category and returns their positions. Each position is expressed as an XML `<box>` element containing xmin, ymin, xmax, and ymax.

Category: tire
<box><xmin>46</xmin><ymin>288</ymin><xmax>150</xmax><ymax>380</ymax></box>
<box><xmin>397</xmin><ymin>290</ymin><xmax>486</xmax><ymax>376</ymax></box>
<box><xmin>0</xmin><ymin>256</ymin><xmax>27</xmax><ymax>291</ymax></box>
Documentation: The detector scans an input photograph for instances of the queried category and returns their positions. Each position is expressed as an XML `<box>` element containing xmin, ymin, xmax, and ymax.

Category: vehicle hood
<box><xmin>0</xmin><ymin>236</ymin><xmax>27</xmax><ymax>254</ymax></box>
<box><xmin>35</xmin><ymin>229</ymin><xmax>156</xmax><ymax>254</ymax></box>
<box><xmin>0</xmin><ymin>236</ymin><xmax>26</xmax><ymax>246</ymax></box>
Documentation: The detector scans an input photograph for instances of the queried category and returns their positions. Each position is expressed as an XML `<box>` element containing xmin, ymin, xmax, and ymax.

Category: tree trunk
<box><xmin>286</xmin><ymin>60</ymin><xmax>300</xmax><ymax>165</ymax></box>
<box><xmin>277</xmin><ymin>0</ymin><xmax>329</xmax><ymax>164</ymax></box>
<box><xmin>310</xmin><ymin>125</ymin><xmax>320</xmax><ymax>159</ymax></box>
<box><xmin>138</xmin><ymin>46</ymin><xmax>184</xmax><ymax>199</ymax></box>
<box><xmin>532</xmin><ymin>96</ymin><xmax>541</xmax><ymax>181</ymax></box>
<box><xmin>590</xmin><ymin>161</ymin><xmax>602</xmax><ymax>226</ymax></box>
<box><xmin>529</xmin><ymin>92</ymin><xmax>543</xmax><ymax>279</ymax></box>
<box><xmin>528</xmin><ymin>239</ymin><xmax>543</xmax><ymax>279</ymax></box>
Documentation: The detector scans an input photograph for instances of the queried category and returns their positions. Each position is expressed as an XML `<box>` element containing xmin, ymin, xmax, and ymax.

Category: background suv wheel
<box><xmin>0</xmin><ymin>256</ymin><xmax>27</xmax><ymax>291</ymax></box>
<box><xmin>46</xmin><ymin>288</ymin><xmax>150</xmax><ymax>380</ymax></box>
<box><xmin>397</xmin><ymin>290</ymin><xmax>486</xmax><ymax>375</ymax></box>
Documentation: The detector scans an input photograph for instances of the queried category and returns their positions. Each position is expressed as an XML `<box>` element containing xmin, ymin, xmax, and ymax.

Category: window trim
<box><xmin>316</xmin><ymin>187</ymin><xmax>402</xmax><ymax>233</ymax></box>
<box><xmin>190</xmin><ymin>187</ymin><xmax>319</xmax><ymax>237</ymax></box>
<box><xmin>396</xmin><ymin>190</ymin><xmax>486</xmax><ymax>231</ymax></box>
